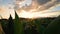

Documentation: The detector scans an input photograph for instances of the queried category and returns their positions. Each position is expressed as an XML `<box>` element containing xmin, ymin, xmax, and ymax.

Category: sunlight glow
<box><xmin>0</xmin><ymin>0</ymin><xmax>60</xmax><ymax>19</ymax></box>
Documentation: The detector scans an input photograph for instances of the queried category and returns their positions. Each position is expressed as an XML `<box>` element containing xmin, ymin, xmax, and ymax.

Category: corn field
<box><xmin>0</xmin><ymin>11</ymin><xmax>60</xmax><ymax>34</ymax></box>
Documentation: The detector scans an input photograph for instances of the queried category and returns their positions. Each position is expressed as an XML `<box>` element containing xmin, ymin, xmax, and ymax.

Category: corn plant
<box><xmin>0</xmin><ymin>11</ymin><xmax>60</xmax><ymax>34</ymax></box>
<box><xmin>44</xmin><ymin>16</ymin><xmax>60</xmax><ymax>34</ymax></box>
<box><xmin>35</xmin><ymin>19</ymin><xmax>46</xmax><ymax>34</ymax></box>
<box><xmin>8</xmin><ymin>15</ymin><xmax>14</xmax><ymax>34</ymax></box>
<box><xmin>0</xmin><ymin>18</ymin><xmax>8</xmax><ymax>34</ymax></box>
<box><xmin>0</xmin><ymin>22</ymin><xmax>5</xmax><ymax>34</ymax></box>
<box><xmin>13</xmin><ymin>11</ymin><xmax>24</xmax><ymax>34</ymax></box>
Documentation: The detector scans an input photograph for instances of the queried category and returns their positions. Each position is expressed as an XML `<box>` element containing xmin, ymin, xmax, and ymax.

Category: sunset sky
<box><xmin>0</xmin><ymin>0</ymin><xmax>60</xmax><ymax>19</ymax></box>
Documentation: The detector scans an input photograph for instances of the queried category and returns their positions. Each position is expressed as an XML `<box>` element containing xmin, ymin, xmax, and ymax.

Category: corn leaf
<box><xmin>35</xmin><ymin>19</ymin><xmax>42</xmax><ymax>34</ymax></box>
<box><xmin>0</xmin><ymin>18</ymin><xmax>8</xmax><ymax>34</ymax></box>
<box><xmin>44</xmin><ymin>16</ymin><xmax>60</xmax><ymax>34</ymax></box>
<box><xmin>14</xmin><ymin>11</ymin><xmax>24</xmax><ymax>34</ymax></box>
<box><xmin>0</xmin><ymin>22</ymin><xmax>5</xmax><ymax>34</ymax></box>
<box><xmin>8</xmin><ymin>15</ymin><xmax>14</xmax><ymax>34</ymax></box>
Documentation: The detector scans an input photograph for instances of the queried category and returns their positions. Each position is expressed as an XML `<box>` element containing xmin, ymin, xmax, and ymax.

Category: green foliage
<box><xmin>35</xmin><ymin>19</ymin><xmax>46</xmax><ymax>34</ymax></box>
<box><xmin>44</xmin><ymin>16</ymin><xmax>60</xmax><ymax>34</ymax></box>
<box><xmin>1</xmin><ymin>19</ymin><xmax>8</xmax><ymax>34</ymax></box>
<box><xmin>13</xmin><ymin>11</ymin><xmax>24</xmax><ymax>34</ymax></box>
<box><xmin>0</xmin><ymin>22</ymin><xmax>5</xmax><ymax>34</ymax></box>
<box><xmin>0</xmin><ymin>11</ymin><xmax>60</xmax><ymax>34</ymax></box>
<box><xmin>8</xmin><ymin>15</ymin><xmax>14</xmax><ymax>34</ymax></box>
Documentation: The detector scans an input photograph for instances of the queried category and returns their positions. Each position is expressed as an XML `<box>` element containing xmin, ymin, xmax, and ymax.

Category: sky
<box><xmin>0</xmin><ymin>0</ymin><xmax>60</xmax><ymax>19</ymax></box>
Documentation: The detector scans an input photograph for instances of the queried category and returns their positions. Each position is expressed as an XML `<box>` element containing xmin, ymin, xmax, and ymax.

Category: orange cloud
<box><xmin>0</xmin><ymin>6</ymin><xmax>14</xmax><ymax>19</ymax></box>
<box><xmin>15</xmin><ymin>0</ymin><xmax>58</xmax><ymax>12</ymax></box>
<box><xmin>0</xmin><ymin>0</ymin><xmax>60</xmax><ymax>19</ymax></box>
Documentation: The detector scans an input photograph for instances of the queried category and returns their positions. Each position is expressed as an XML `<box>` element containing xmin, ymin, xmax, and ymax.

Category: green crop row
<box><xmin>0</xmin><ymin>11</ymin><xmax>60</xmax><ymax>34</ymax></box>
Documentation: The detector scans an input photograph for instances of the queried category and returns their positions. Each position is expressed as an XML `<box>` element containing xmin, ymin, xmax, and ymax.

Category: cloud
<box><xmin>38</xmin><ymin>0</ymin><xmax>60</xmax><ymax>11</ymax></box>
<box><xmin>15</xmin><ymin>0</ymin><xmax>60</xmax><ymax>11</ymax></box>
<box><xmin>37</xmin><ymin>0</ymin><xmax>51</xmax><ymax>5</ymax></box>
<box><xmin>0</xmin><ymin>0</ymin><xmax>60</xmax><ymax>19</ymax></box>
<box><xmin>16</xmin><ymin>0</ymin><xmax>24</xmax><ymax>1</ymax></box>
<box><xmin>0</xmin><ymin>4</ymin><xmax>60</xmax><ymax>19</ymax></box>
<box><xmin>0</xmin><ymin>5</ymin><xmax>15</xmax><ymax>19</ymax></box>
<box><xmin>0</xmin><ymin>0</ymin><xmax>2</xmax><ymax>2</ymax></box>
<box><xmin>57</xmin><ymin>0</ymin><xmax>60</xmax><ymax>3</ymax></box>
<box><xmin>17</xmin><ymin>10</ymin><xmax>60</xmax><ymax>19</ymax></box>
<box><xmin>0</xmin><ymin>6</ymin><xmax>10</xmax><ymax>19</ymax></box>
<box><xmin>37</xmin><ymin>0</ymin><xmax>60</xmax><ymax>5</ymax></box>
